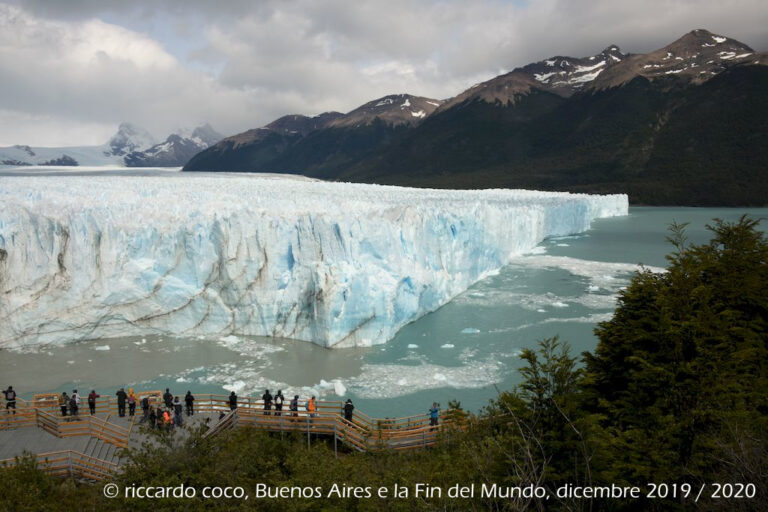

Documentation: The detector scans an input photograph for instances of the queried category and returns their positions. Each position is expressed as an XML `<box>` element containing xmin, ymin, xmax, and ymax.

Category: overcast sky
<box><xmin>1</xmin><ymin>0</ymin><xmax>766</xmax><ymax>146</ymax></box>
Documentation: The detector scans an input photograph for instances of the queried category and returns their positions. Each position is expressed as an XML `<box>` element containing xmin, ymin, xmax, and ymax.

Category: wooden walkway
<box><xmin>1</xmin><ymin>392</ymin><xmax>456</xmax><ymax>481</ymax></box>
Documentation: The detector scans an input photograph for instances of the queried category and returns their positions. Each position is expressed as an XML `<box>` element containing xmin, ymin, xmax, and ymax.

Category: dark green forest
<box><xmin>2</xmin><ymin>216</ymin><xmax>766</xmax><ymax>511</ymax></box>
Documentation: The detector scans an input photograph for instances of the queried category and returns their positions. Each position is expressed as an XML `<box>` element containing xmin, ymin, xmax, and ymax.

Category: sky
<box><xmin>1</xmin><ymin>0</ymin><xmax>766</xmax><ymax>146</ymax></box>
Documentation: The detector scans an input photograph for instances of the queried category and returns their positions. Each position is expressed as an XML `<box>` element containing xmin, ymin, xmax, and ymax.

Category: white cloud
<box><xmin>0</xmin><ymin>0</ymin><xmax>766</xmax><ymax>146</ymax></box>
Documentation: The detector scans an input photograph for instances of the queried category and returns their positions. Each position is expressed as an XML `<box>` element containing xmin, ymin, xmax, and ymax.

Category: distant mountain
<box><xmin>184</xmin><ymin>29</ymin><xmax>768</xmax><ymax>206</ymax></box>
<box><xmin>105</xmin><ymin>122</ymin><xmax>156</xmax><ymax>157</ymax></box>
<box><xmin>593</xmin><ymin>29</ymin><xmax>765</xmax><ymax>89</ymax></box>
<box><xmin>183</xmin><ymin>94</ymin><xmax>440</xmax><ymax>174</ymax></box>
<box><xmin>0</xmin><ymin>123</ymin><xmax>222</xmax><ymax>168</ymax></box>
<box><xmin>438</xmin><ymin>45</ymin><xmax>627</xmax><ymax>111</ymax></box>
<box><xmin>124</xmin><ymin>124</ymin><xmax>223</xmax><ymax>167</ymax></box>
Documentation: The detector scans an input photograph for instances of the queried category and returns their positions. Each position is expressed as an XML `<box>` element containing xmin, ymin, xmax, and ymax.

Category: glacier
<box><xmin>0</xmin><ymin>175</ymin><xmax>627</xmax><ymax>349</ymax></box>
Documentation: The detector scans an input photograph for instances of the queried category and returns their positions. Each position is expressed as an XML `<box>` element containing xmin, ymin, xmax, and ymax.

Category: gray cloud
<box><xmin>1</xmin><ymin>0</ymin><xmax>766</xmax><ymax>146</ymax></box>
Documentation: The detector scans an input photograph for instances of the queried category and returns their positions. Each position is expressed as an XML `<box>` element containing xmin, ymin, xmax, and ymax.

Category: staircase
<box><xmin>82</xmin><ymin>436</ymin><xmax>123</xmax><ymax>465</ymax></box>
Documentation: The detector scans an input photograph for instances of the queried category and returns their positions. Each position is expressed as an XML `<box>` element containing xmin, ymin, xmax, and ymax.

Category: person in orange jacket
<box><xmin>306</xmin><ymin>396</ymin><xmax>317</xmax><ymax>418</ymax></box>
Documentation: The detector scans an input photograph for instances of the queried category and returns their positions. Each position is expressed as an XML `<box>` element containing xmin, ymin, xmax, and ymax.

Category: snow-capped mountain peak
<box><xmin>123</xmin><ymin>124</ymin><xmax>223</xmax><ymax>167</ymax></box>
<box><xmin>106</xmin><ymin>122</ymin><xmax>156</xmax><ymax>157</ymax></box>
<box><xmin>592</xmin><ymin>29</ymin><xmax>761</xmax><ymax>89</ymax></box>
<box><xmin>520</xmin><ymin>46</ymin><xmax>627</xmax><ymax>93</ymax></box>
<box><xmin>328</xmin><ymin>94</ymin><xmax>442</xmax><ymax>128</ymax></box>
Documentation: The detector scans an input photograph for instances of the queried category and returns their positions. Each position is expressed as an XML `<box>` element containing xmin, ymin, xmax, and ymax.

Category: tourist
<box><xmin>115</xmin><ymin>388</ymin><xmax>127</xmax><ymax>417</ymax></box>
<box><xmin>163</xmin><ymin>388</ymin><xmax>173</xmax><ymax>408</ymax></box>
<box><xmin>229</xmin><ymin>391</ymin><xmax>238</xmax><ymax>410</ymax></box>
<box><xmin>290</xmin><ymin>395</ymin><xmax>299</xmax><ymax>418</ymax></box>
<box><xmin>69</xmin><ymin>394</ymin><xmax>79</xmax><ymax>418</ymax></box>
<box><xmin>429</xmin><ymin>402</ymin><xmax>440</xmax><ymax>429</ymax></box>
<box><xmin>262</xmin><ymin>389</ymin><xmax>273</xmax><ymax>415</ymax></box>
<box><xmin>274</xmin><ymin>390</ymin><xmax>284</xmax><ymax>416</ymax></box>
<box><xmin>343</xmin><ymin>399</ymin><xmax>354</xmax><ymax>422</ymax></box>
<box><xmin>87</xmin><ymin>390</ymin><xmax>100</xmax><ymax>415</ymax></box>
<box><xmin>173</xmin><ymin>396</ymin><xmax>183</xmax><ymax>426</ymax></box>
<box><xmin>59</xmin><ymin>391</ymin><xmax>69</xmax><ymax>417</ymax></box>
<box><xmin>155</xmin><ymin>408</ymin><xmax>164</xmax><ymax>430</ymax></box>
<box><xmin>307</xmin><ymin>396</ymin><xmax>317</xmax><ymax>418</ymax></box>
<box><xmin>218</xmin><ymin>411</ymin><xmax>226</xmax><ymax>421</ymax></box>
<box><xmin>163</xmin><ymin>408</ymin><xmax>173</xmax><ymax>432</ymax></box>
<box><xmin>127</xmin><ymin>388</ymin><xmax>137</xmax><ymax>417</ymax></box>
<box><xmin>72</xmin><ymin>390</ymin><xmax>80</xmax><ymax>411</ymax></box>
<box><xmin>148</xmin><ymin>404</ymin><xmax>156</xmax><ymax>427</ymax></box>
<box><xmin>141</xmin><ymin>395</ymin><xmax>150</xmax><ymax>422</ymax></box>
<box><xmin>2</xmin><ymin>386</ymin><xmax>16</xmax><ymax>414</ymax></box>
<box><xmin>184</xmin><ymin>391</ymin><xmax>195</xmax><ymax>416</ymax></box>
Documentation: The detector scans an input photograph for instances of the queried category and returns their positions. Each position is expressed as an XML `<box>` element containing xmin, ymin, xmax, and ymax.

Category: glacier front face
<box><xmin>0</xmin><ymin>175</ymin><xmax>627</xmax><ymax>349</ymax></box>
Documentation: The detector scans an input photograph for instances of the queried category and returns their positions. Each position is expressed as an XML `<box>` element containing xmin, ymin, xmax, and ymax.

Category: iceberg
<box><xmin>0</xmin><ymin>175</ymin><xmax>627</xmax><ymax>349</ymax></box>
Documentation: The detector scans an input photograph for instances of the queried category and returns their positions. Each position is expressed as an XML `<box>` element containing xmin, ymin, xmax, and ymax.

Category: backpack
<box><xmin>69</xmin><ymin>398</ymin><xmax>77</xmax><ymax>409</ymax></box>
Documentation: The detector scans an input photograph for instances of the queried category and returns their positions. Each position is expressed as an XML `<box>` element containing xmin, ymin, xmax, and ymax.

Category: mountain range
<box><xmin>184</xmin><ymin>29</ymin><xmax>768</xmax><ymax>206</ymax></box>
<box><xmin>0</xmin><ymin>123</ymin><xmax>222</xmax><ymax>168</ymax></box>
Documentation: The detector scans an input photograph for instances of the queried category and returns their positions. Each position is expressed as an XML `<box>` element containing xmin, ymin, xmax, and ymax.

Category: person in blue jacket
<box><xmin>429</xmin><ymin>402</ymin><xmax>440</xmax><ymax>429</ymax></box>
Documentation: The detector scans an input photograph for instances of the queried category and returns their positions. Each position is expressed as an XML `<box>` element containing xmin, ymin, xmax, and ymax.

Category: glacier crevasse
<box><xmin>0</xmin><ymin>176</ymin><xmax>627</xmax><ymax>348</ymax></box>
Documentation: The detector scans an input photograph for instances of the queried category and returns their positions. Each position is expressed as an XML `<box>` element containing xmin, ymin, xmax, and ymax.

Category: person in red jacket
<box><xmin>87</xmin><ymin>390</ymin><xmax>100</xmax><ymax>415</ymax></box>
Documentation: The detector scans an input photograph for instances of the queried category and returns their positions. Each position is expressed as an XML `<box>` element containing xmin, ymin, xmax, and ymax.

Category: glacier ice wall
<box><xmin>0</xmin><ymin>175</ymin><xmax>627</xmax><ymax>349</ymax></box>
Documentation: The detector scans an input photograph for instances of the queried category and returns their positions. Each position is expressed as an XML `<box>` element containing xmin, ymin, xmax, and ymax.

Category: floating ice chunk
<box><xmin>461</xmin><ymin>328</ymin><xmax>480</xmax><ymax>334</ymax></box>
<box><xmin>551</xmin><ymin>301</ymin><xmax>569</xmax><ymax>308</ymax></box>
<box><xmin>441</xmin><ymin>343</ymin><xmax>455</xmax><ymax>348</ymax></box>
<box><xmin>223</xmin><ymin>380</ymin><xmax>246</xmax><ymax>393</ymax></box>
<box><xmin>94</xmin><ymin>345</ymin><xmax>111</xmax><ymax>351</ymax></box>
<box><xmin>333</xmin><ymin>379</ymin><xmax>347</xmax><ymax>396</ymax></box>
<box><xmin>67</xmin><ymin>360</ymin><xmax>75</xmax><ymax>364</ymax></box>
<box><xmin>588</xmin><ymin>285</ymin><xmax>600</xmax><ymax>292</ymax></box>
<box><xmin>433</xmin><ymin>373</ymin><xmax>447</xmax><ymax>381</ymax></box>
<box><xmin>407</xmin><ymin>344</ymin><xmax>419</xmax><ymax>349</ymax></box>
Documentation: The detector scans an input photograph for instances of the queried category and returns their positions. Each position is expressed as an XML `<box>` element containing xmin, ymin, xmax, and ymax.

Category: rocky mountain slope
<box><xmin>184</xmin><ymin>95</ymin><xmax>439</xmax><ymax>173</ymax></box>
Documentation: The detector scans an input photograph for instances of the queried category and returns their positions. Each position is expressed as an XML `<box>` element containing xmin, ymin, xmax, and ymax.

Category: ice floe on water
<box><xmin>215</xmin><ymin>336</ymin><xmax>284</xmax><ymax>358</ymax></box>
<box><xmin>505</xmin><ymin>255</ymin><xmax>664</xmax><ymax>291</ymax></box>
<box><xmin>346</xmin><ymin>359</ymin><xmax>504</xmax><ymax>399</ymax></box>
<box><xmin>488</xmin><ymin>312</ymin><xmax>615</xmax><ymax>334</ymax></box>
<box><xmin>461</xmin><ymin>328</ymin><xmax>481</xmax><ymax>334</ymax></box>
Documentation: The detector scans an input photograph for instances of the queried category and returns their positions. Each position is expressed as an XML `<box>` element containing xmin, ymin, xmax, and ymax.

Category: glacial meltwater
<box><xmin>0</xmin><ymin>170</ymin><xmax>765</xmax><ymax>417</ymax></box>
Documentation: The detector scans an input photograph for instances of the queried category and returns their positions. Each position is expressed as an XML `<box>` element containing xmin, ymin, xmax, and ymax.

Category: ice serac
<box><xmin>0</xmin><ymin>176</ymin><xmax>627</xmax><ymax>349</ymax></box>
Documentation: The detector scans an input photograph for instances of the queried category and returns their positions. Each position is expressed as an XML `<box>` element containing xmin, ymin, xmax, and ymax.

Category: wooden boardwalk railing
<box><xmin>3</xmin><ymin>392</ymin><xmax>457</xmax><ymax>453</ymax></box>
<box><xmin>201</xmin><ymin>408</ymin><xmax>451</xmax><ymax>452</ymax></box>
<box><xmin>0</xmin><ymin>450</ymin><xmax>120</xmax><ymax>481</ymax></box>
<box><xmin>0</xmin><ymin>407</ymin><xmax>130</xmax><ymax>449</ymax></box>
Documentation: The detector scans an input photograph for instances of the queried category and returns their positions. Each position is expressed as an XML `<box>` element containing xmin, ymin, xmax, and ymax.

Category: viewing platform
<box><xmin>1</xmin><ymin>392</ymin><xmax>459</xmax><ymax>481</ymax></box>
